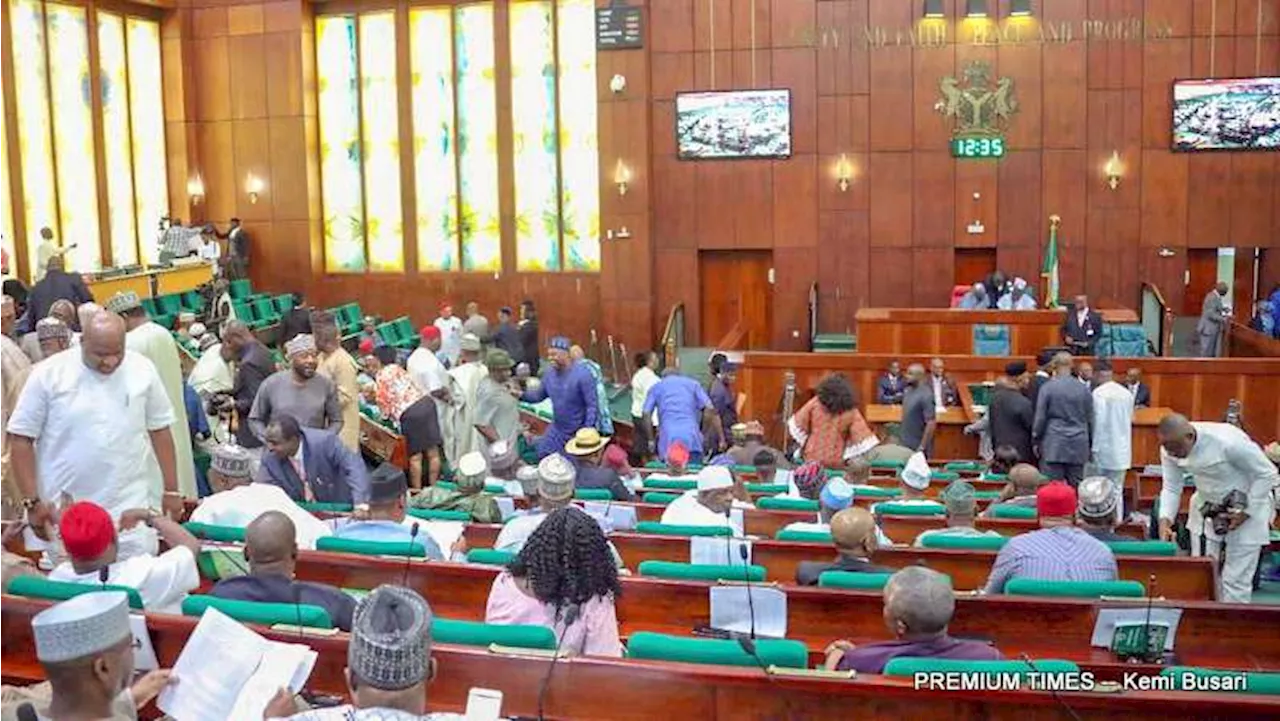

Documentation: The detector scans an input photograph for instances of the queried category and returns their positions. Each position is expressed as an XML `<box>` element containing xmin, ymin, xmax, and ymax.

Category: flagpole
<box><xmin>1042</xmin><ymin>214</ymin><xmax>1061</xmax><ymax>309</ymax></box>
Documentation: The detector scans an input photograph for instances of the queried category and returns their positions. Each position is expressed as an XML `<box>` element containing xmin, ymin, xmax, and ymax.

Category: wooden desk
<box><xmin>7</xmin><ymin>598</ymin><xmax>1274</xmax><ymax>720</ymax></box>
<box><xmin>360</xmin><ymin>415</ymin><xmax>406</xmax><ymax>467</ymax></box>
<box><xmin>1226</xmin><ymin>321</ymin><xmax>1280</xmax><ymax>358</ymax></box>
<box><xmin>866</xmin><ymin>403</ymin><xmax>974</xmax><ymax>459</ymax></box>
<box><xmin>85</xmin><ymin>272</ymin><xmax>151</xmax><ymax>302</ymax></box>
<box><xmin>460</xmin><ymin>527</ymin><xmax>1218</xmax><ymax>600</ymax></box>
<box><xmin>281</xmin><ymin>553</ymin><xmax>1280</xmax><ymax>672</ymax></box>
<box><xmin>152</xmin><ymin>262</ymin><xmax>214</xmax><ymax>295</ymax></box>
<box><xmin>855</xmin><ymin>308</ymin><xmax>1139</xmax><ymax>356</ymax></box>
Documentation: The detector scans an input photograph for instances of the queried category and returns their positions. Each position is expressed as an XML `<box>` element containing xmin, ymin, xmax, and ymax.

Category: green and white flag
<box><xmin>1042</xmin><ymin>219</ymin><xmax>1061</xmax><ymax>309</ymax></box>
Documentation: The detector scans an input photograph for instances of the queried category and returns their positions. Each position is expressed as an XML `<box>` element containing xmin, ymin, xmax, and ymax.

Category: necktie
<box><xmin>291</xmin><ymin>458</ymin><xmax>314</xmax><ymax>502</ymax></box>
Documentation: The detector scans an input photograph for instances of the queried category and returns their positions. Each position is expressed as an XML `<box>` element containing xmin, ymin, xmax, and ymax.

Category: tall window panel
<box><xmin>317</xmin><ymin>16</ymin><xmax>366</xmax><ymax>272</ymax></box>
<box><xmin>46</xmin><ymin>2</ymin><xmax>101</xmax><ymax>271</ymax></box>
<box><xmin>453</xmin><ymin>3</ymin><xmax>500</xmax><ymax>271</ymax></box>
<box><xmin>510</xmin><ymin>1</ymin><xmax>560</xmax><ymax>272</ymax></box>
<box><xmin>126</xmin><ymin>17</ymin><xmax>167</xmax><ymax>266</ymax></box>
<box><xmin>409</xmin><ymin>7</ymin><xmax>459</xmax><ymax>271</ymax></box>
<box><xmin>358</xmin><ymin>12</ymin><xmax>403</xmax><ymax>272</ymax></box>
<box><xmin>0</xmin><ymin>97</ymin><xmax>13</xmax><ymax>267</ymax></box>
<box><xmin>556</xmin><ymin>0</ymin><xmax>600</xmax><ymax>271</ymax></box>
<box><xmin>10</xmin><ymin>0</ymin><xmax>59</xmax><ymax>272</ymax></box>
<box><xmin>98</xmin><ymin>12</ymin><xmax>137</xmax><ymax>267</ymax></box>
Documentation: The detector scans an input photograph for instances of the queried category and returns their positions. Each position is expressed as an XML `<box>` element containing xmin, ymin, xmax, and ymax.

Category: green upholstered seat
<box><xmin>8</xmin><ymin>576</ymin><xmax>144</xmax><ymax>610</ymax></box>
<box><xmin>870</xmin><ymin>460</ymin><xmax>905</xmax><ymax>469</ymax></box>
<box><xmin>873</xmin><ymin>502</ymin><xmax>945</xmax><ymax>516</ymax></box>
<box><xmin>883</xmin><ymin>658</ymin><xmax>1078</xmax><ymax>678</ymax></box>
<box><xmin>775</xmin><ymin>529</ymin><xmax>833</xmax><ymax>543</ymax></box>
<box><xmin>316</xmin><ymin>537</ymin><xmax>428</xmax><ymax>558</ymax></box>
<box><xmin>179</xmin><ymin>290</ymin><xmax>204</xmax><ymax>312</ymax></box>
<box><xmin>930</xmin><ymin>471</ymin><xmax>960</xmax><ymax>481</ymax></box>
<box><xmin>972</xmin><ymin>490</ymin><xmax>1001</xmax><ymax>500</ymax></box>
<box><xmin>574</xmin><ymin>488</ymin><xmax>614</xmax><ymax>501</ymax></box>
<box><xmin>274</xmin><ymin>294</ymin><xmax>295</xmax><ymax>314</ymax></box>
<box><xmin>744</xmin><ymin>483</ymin><xmax>789</xmax><ymax>494</ymax></box>
<box><xmin>156</xmin><ymin>294</ymin><xmax>183</xmax><ymax>317</ymax></box>
<box><xmin>644</xmin><ymin>478</ymin><xmax>697</xmax><ymax>490</ymax></box>
<box><xmin>1159</xmin><ymin>667</ymin><xmax>1280</xmax><ymax>695</ymax></box>
<box><xmin>406</xmin><ymin>508</ymin><xmax>473</xmax><ymax>522</ymax></box>
<box><xmin>822</xmin><ymin>468</ymin><xmax>845</xmax><ymax>478</ymax></box>
<box><xmin>818</xmin><ymin>571</ymin><xmax>894</xmax><ymax>590</ymax></box>
<box><xmin>433</xmin><ymin>618</ymin><xmax>556</xmax><ymax>650</ymax></box>
<box><xmin>730</xmin><ymin>465</ymin><xmax>756</xmax><ymax>474</ymax></box>
<box><xmin>182</xmin><ymin>595</ymin><xmax>334</xmax><ymax>629</ymax></box>
<box><xmin>140</xmin><ymin>297</ymin><xmax>160</xmax><ymax>317</ymax></box>
<box><xmin>434</xmin><ymin>481</ymin><xmax>458</xmax><ymax>490</ymax></box>
<box><xmin>229</xmin><ymin>279</ymin><xmax>253</xmax><ymax>299</ymax></box>
<box><xmin>466</xmin><ymin>549</ymin><xmax>516</xmax><ymax>566</ymax></box>
<box><xmin>641</xmin><ymin>492</ymin><xmax>681</xmax><ymax>505</ymax></box>
<box><xmin>1105</xmin><ymin>541</ymin><xmax>1177</xmax><ymax>556</ymax></box>
<box><xmin>252</xmin><ymin>297</ymin><xmax>281</xmax><ymax>325</ymax></box>
<box><xmin>990</xmin><ymin>504</ymin><xmax>1037</xmax><ymax>519</ymax></box>
<box><xmin>944</xmin><ymin>461</ymin><xmax>983</xmax><ymax>471</ymax></box>
<box><xmin>1004</xmin><ymin>578</ymin><xmax>1145</xmax><ymax>599</ymax></box>
<box><xmin>758</xmin><ymin>497</ymin><xmax>819</xmax><ymax>512</ymax></box>
<box><xmin>919</xmin><ymin>534</ymin><xmax>1009</xmax><ymax>551</ymax></box>
<box><xmin>626</xmin><ymin>632</ymin><xmax>808</xmax><ymax>669</ymax></box>
<box><xmin>297</xmin><ymin>501</ymin><xmax>354</xmax><ymax>514</ymax></box>
<box><xmin>981</xmin><ymin>473</ymin><xmax>1008</xmax><ymax>481</ymax></box>
<box><xmin>849</xmin><ymin>485</ymin><xmax>901</xmax><ymax>498</ymax></box>
<box><xmin>637</xmin><ymin>561</ymin><xmax>765</xmax><ymax>582</ymax></box>
<box><xmin>183</xmin><ymin>522</ymin><xmax>246</xmax><ymax>543</ymax></box>
<box><xmin>634</xmin><ymin>522</ymin><xmax>731</xmax><ymax>537</ymax></box>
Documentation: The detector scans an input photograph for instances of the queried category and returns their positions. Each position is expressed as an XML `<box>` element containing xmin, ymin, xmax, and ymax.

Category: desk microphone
<box><xmin>732</xmin><ymin>543</ymin><xmax>774</xmax><ymax>679</ymax></box>
<box><xmin>534</xmin><ymin>603</ymin><xmax>580</xmax><ymax>721</ymax></box>
<box><xmin>99</xmin><ymin>565</ymin><xmax>110</xmax><ymax>590</ymax></box>
<box><xmin>400</xmin><ymin>522</ymin><xmax>421</xmax><ymax>587</ymax></box>
<box><xmin>1139</xmin><ymin>573</ymin><xmax>1159</xmax><ymax>663</ymax></box>
<box><xmin>1018</xmin><ymin>653</ymin><xmax>1082</xmax><ymax>721</ymax></box>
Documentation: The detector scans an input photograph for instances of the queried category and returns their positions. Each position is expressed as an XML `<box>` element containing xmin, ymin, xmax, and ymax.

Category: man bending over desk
<box><xmin>823</xmin><ymin>567</ymin><xmax>1002</xmax><ymax>673</ymax></box>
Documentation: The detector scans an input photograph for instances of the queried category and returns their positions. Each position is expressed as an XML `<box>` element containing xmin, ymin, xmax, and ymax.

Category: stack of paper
<box><xmin>157</xmin><ymin>608</ymin><xmax>317</xmax><ymax>721</ymax></box>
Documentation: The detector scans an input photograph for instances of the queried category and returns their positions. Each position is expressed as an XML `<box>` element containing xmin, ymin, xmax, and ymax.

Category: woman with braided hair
<box><xmin>484</xmin><ymin>506</ymin><xmax>623</xmax><ymax>656</ymax></box>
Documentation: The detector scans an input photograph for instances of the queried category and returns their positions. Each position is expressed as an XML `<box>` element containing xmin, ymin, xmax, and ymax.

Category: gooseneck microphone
<box><xmin>99</xmin><ymin>565</ymin><xmax>110</xmax><ymax>590</ymax></box>
<box><xmin>536</xmin><ymin>602</ymin><xmax>581</xmax><ymax>721</ymax></box>
<box><xmin>402</xmin><ymin>522</ymin><xmax>421</xmax><ymax>588</ymax></box>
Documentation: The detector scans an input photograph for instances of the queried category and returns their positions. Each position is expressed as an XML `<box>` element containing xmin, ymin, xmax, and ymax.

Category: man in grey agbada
<box><xmin>1196</xmin><ymin>281</ymin><xmax>1231</xmax><ymax>357</ymax></box>
<box><xmin>1032</xmin><ymin>352</ymin><xmax>1093</xmax><ymax>487</ymax></box>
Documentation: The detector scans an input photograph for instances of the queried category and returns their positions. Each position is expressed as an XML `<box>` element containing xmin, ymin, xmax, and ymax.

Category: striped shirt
<box><xmin>982</xmin><ymin>525</ymin><xmax>1117</xmax><ymax>594</ymax></box>
<box><xmin>161</xmin><ymin>225</ymin><xmax>204</xmax><ymax>257</ymax></box>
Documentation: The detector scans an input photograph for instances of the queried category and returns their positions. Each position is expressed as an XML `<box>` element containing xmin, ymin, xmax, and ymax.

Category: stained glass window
<box><xmin>510</xmin><ymin>1</ymin><xmax>560</xmax><ymax>271</ymax></box>
<box><xmin>98</xmin><ymin>12</ymin><xmax>137</xmax><ymax>267</ymax></box>
<box><xmin>358</xmin><ymin>12</ymin><xmax>403</xmax><ymax>272</ymax></box>
<box><xmin>10</xmin><ymin>0</ymin><xmax>59</xmax><ymax>274</ymax></box>
<box><xmin>454</xmin><ymin>4</ymin><xmax>500</xmax><ymax>271</ymax></box>
<box><xmin>556</xmin><ymin>0</ymin><xmax>600</xmax><ymax>271</ymax></box>
<box><xmin>46</xmin><ymin>3</ymin><xmax>100</xmax><ymax>271</ymax></box>
<box><xmin>126</xmin><ymin>17</ymin><xmax>167</xmax><ymax>266</ymax></box>
<box><xmin>409</xmin><ymin>7</ymin><xmax>458</xmax><ymax>271</ymax></box>
<box><xmin>317</xmin><ymin>16</ymin><xmax>366</xmax><ymax>273</ymax></box>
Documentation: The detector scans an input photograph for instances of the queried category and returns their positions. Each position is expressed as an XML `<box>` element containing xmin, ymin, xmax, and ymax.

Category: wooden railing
<box><xmin>1225</xmin><ymin>321</ymin><xmax>1280</xmax><ymax>358</ymax></box>
<box><xmin>661</xmin><ymin>302</ymin><xmax>684</xmax><ymax>368</ymax></box>
<box><xmin>1141</xmin><ymin>282</ymin><xmax>1174</xmax><ymax>356</ymax></box>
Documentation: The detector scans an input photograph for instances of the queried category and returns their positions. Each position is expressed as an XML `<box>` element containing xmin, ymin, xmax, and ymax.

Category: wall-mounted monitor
<box><xmin>1172</xmin><ymin>77</ymin><xmax>1280</xmax><ymax>151</ymax></box>
<box><xmin>675</xmin><ymin>89</ymin><xmax>792</xmax><ymax>160</ymax></box>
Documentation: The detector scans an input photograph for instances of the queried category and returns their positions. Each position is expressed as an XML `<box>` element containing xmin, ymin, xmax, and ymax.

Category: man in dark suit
<box><xmin>1060</xmin><ymin>294</ymin><xmax>1103</xmax><ymax>356</ymax></box>
<box><xmin>988</xmin><ymin>361</ymin><xmax>1035</xmax><ymax>466</ymax></box>
<box><xmin>516</xmin><ymin>299</ymin><xmax>540</xmax><ymax>371</ymax></box>
<box><xmin>1033</xmin><ymin>352</ymin><xmax>1094</xmax><ymax>487</ymax></box>
<box><xmin>795</xmin><ymin>507</ymin><xmax>892</xmax><ymax>586</ymax></box>
<box><xmin>1124</xmin><ymin>367</ymin><xmax>1150</xmax><ymax>408</ymax></box>
<box><xmin>1025</xmin><ymin>350</ymin><xmax>1054</xmax><ymax>412</ymax></box>
<box><xmin>876</xmin><ymin>360</ymin><xmax>906</xmax><ymax>404</ymax></box>
<box><xmin>22</xmin><ymin>254</ymin><xmax>93</xmax><ymax>331</ymax></box>
<box><xmin>256</xmin><ymin>415</ymin><xmax>371</xmax><ymax>508</ymax></box>
<box><xmin>563</xmin><ymin>428</ymin><xmax>636</xmax><ymax>501</ymax></box>
<box><xmin>215</xmin><ymin>320</ymin><xmax>275</xmax><ymax>451</ymax></box>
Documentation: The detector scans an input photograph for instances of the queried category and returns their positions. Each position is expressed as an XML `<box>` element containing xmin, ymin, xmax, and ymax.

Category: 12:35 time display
<box><xmin>951</xmin><ymin>137</ymin><xmax>1006</xmax><ymax>158</ymax></box>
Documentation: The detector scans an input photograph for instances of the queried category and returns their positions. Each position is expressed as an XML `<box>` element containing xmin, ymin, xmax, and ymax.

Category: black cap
<box><xmin>1036</xmin><ymin>349</ymin><xmax>1055</xmax><ymax>367</ymax></box>
<box><xmin>368</xmin><ymin>463</ymin><xmax>408</xmax><ymax>504</ymax></box>
<box><xmin>1005</xmin><ymin>361</ymin><xmax>1027</xmax><ymax>376</ymax></box>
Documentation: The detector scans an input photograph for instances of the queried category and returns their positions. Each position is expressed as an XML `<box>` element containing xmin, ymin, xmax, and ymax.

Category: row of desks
<box><xmin>84</xmin><ymin>261</ymin><xmax>214</xmax><ymax>300</ymax></box>
<box><xmin>5</xmin><ymin>597</ymin><xmax>1274</xmax><ymax>720</ymax></box>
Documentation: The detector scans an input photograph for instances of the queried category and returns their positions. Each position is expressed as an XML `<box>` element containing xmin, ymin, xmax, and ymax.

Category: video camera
<box><xmin>1199</xmin><ymin>489</ymin><xmax>1248</xmax><ymax>536</ymax></box>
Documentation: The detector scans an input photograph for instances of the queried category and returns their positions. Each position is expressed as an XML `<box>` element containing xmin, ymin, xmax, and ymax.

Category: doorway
<box><xmin>954</xmin><ymin>248</ymin><xmax>997</xmax><ymax>288</ymax></box>
<box><xmin>699</xmin><ymin>250</ymin><xmax>773</xmax><ymax>349</ymax></box>
<box><xmin>1183</xmin><ymin>248</ymin><xmax>1219</xmax><ymax>316</ymax></box>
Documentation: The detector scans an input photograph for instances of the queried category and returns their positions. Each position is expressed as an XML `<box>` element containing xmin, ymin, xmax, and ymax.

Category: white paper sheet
<box><xmin>419</xmin><ymin>520</ymin><xmax>466</xmax><ymax>556</ymax></box>
<box><xmin>690</xmin><ymin>536</ymin><xmax>752</xmax><ymax>567</ymax></box>
<box><xmin>709</xmin><ymin>585</ymin><xmax>787</xmax><ymax>639</ymax></box>
<box><xmin>129</xmin><ymin>614</ymin><xmax>159</xmax><ymax>671</ymax></box>
<box><xmin>1090</xmin><ymin>607</ymin><xmax>1183</xmax><ymax>651</ymax></box>
<box><xmin>495</xmin><ymin>497</ymin><xmax>518</xmax><ymax>521</ymax></box>
<box><xmin>582</xmin><ymin>501</ymin><xmax>637</xmax><ymax>531</ymax></box>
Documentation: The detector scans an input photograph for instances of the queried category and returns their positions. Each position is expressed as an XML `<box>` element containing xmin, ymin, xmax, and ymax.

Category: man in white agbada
<box><xmin>441</xmin><ymin>333</ymin><xmax>487</xmax><ymax>464</ymax></box>
<box><xmin>109</xmin><ymin>291</ymin><xmax>197</xmax><ymax>499</ymax></box>
<box><xmin>7</xmin><ymin>311</ymin><xmax>183</xmax><ymax>524</ymax></box>
<box><xmin>187</xmin><ymin>444</ymin><xmax>332</xmax><ymax>550</ymax></box>
<box><xmin>871</xmin><ymin>453</ymin><xmax>945</xmax><ymax>515</ymax></box>
<box><xmin>997</xmin><ymin>277</ymin><xmax>1038</xmax><ymax>310</ymax></box>
<box><xmin>1088</xmin><ymin>363</ymin><xmax>1132</xmax><ymax>522</ymax></box>
<box><xmin>433</xmin><ymin>300</ymin><xmax>464</xmax><ymax>368</ymax></box>
<box><xmin>1157</xmin><ymin>414</ymin><xmax>1279</xmax><ymax>603</ymax></box>
<box><xmin>660</xmin><ymin>466</ymin><xmax>746</xmax><ymax>535</ymax></box>
<box><xmin>187</xmin><ymin>337</ymin><xmax>234</xmax><ymax>443</ymax></box>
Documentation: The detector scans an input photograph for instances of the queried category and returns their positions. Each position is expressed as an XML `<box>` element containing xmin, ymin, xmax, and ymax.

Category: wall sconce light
<box><xmin>1010</xmin><ymin>0</ymin><xmax>1034</xmax><ymax>17</ymax></box>
<box><xmin>1157</xmin><ymin>247</ymin><xmax>1177</xmax><ymax>258</ymax></box>
<box><xmin>609</xmin><ymin>74</ymin><xmax>627</xmax><ymax>94</ymax></box>
<box><xmin>245</xmin><ymin>174</ymin><xmax>264</xmax><ymax>204</ymax></box>
<box><xmin>187</xmin><ymin>175</ymin><xmax>205</xmax><ymax>205</ymax></box>
<box><xmin>613</xmin><ymin>159</ymin><xmax>631</xmax><ymax>196</ymax></box>
<box><xmin>1104</xmin><ymin>151</ymin><xmax>1123</xmax><ymax>190</ymax></box>
<box><xmin>922</xmin><ymin>0</ymin><xmax>944</xmax><ymax>18</ymax></box>
<box><xmin>965</xmin><ymin>0</ymin><xmax>989</xmax><ymax>18</ymax></box>
<box><xmin>835</xmin><ymin>154</ymin><xmax>853</xmax><ymax>192</ymax></box>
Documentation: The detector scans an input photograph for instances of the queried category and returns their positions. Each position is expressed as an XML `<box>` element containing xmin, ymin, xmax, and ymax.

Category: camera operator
<box><xmin>1157</xmin><ymin>414</ymin><xmax>1279</xmax><ymax>603</ymax></box>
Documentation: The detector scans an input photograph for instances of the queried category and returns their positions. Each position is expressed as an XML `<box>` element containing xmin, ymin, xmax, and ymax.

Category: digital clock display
<box><xmin>952</xmin><ymin>137</ymin><xmax>1006</xmax><ymax>158</ymax></box>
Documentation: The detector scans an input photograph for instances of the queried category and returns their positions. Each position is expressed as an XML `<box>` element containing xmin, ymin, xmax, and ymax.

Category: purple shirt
<box><xmin>836</xmin><ymin>634</ymin><xmax>1003</xmax><ymax>673</ymax></box>
<box><xmin>644</xmin><ymin>375</ymin><xmax>712</xmax><ymax>458</ymax></box>
<box><xmin>982</xmin><ymin>526</ymin><xmax>1118</xmax><ymax>594</ymax></box>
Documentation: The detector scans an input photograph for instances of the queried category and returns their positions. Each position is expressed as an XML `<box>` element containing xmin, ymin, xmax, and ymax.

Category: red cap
<box><xmin>59</xmin><ymin>501</ymin><xmax>116</xmax><ymax>561</ymax></box>
<box><xmin>358</xmin><ymin>337</ymin><xmax>375</xmax><ymax>356</ymax></box>
<box><xmin>420</xmin><ymin>325</ymin><xmax>441</xmax><ymax>341</ymax></box>
<box><xmin>603</xmin><ymin>444</ymin><xmax>632</xmax><ymax>475</ymax></box>
<box><xmin>668</xmin><ymin>441</ymin><xmax>690</xmax><ymax>466</ymax></box>
<box><xmin>1036</xmin><ymin>481</ymin><xmax>1077</xmax><ymax>518</ymax></box>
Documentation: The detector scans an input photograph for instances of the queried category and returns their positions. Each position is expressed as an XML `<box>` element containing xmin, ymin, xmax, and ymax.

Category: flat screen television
<box><xmin>675</xmin><ymin>89</ymin><xmax>792</xmax><ymax>160</ymax></box>
<box><xmin>1172</xmin><ymin>77</ymin><xmax>1280</xmax><ymax>151</ymax></box>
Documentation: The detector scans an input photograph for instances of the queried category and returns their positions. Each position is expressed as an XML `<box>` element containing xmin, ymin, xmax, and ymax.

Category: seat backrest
<box><xmin>634</xmin><ymin>522</ymin><xmax>731</xmax><ymax>537</ymax></box>
<box><xmin>1004</xmin><ymin>578</ymin><xmax>1146</xmax><ymax>599</ymax></box>
<box><xmin>817</xmin><ymin>571</ymin><xmax>894</xmax><ymax>590</ymax></box>
<box><xmin>874</xmin><ymin>502</ymin><xmax>945</xmax><ymax>517</ymax></box>
<box><xmin>626</xmin><ymin>632</ymin><xmax>808</xmax><ymax>669</ymax></box>
<box><xmin>869</xmin><ymin>460</ymin><xmax>905</xmax><ymax>470</ymax></box>
<box><xmin>1159</xmin><ymin>667</ymin><xmax>1280</xmax><ymax>696</ymax></box>
<box><xmin>637</xmin><ymin>561</ymin><xmax>765</xmax><ymax>582</ymax></box>
<box><xmin>758</xmin><ymin>497</ymin><xmax>819</xmax><ymax>512</ymax></box>
<box><xmin>919</xmin><ymin>534</ymin><xmax>1009</xmax><ymax>551</ymax></box>
<box><xmin>1105</xmin><ymin>541</ymin><xmax>1177</xmax><ymax>557</ymax></box>
<box><xmin>466</xmin><ymin>548</ymin><xmax>516</xmax><ymax>566</ymax></box>
<box><xmin>944</xmin><ymin>461</ymin><xmax>983</xmax><ymax>472</ymax></box>
<box><xmin>406</xmin><ymin>508</ymin><xmax>473</xmax><ymax>522</ymax></box>
<box><xmin>297</xmin><ymin>501</ymin><xmax>355</xmax><ymax>514</ymax></box>
<box><xmin>253</xmin><ymin>297</ymin><xmax>280</xmax><ymax>318</ymax></box>
<box><xmin>641</xmin><ymin>492</ymin><xmax>680</xmax><ymax>505</ymax></box>
<box><xmin>930</xmin><ymin>471</ymin><xmax>960</xmax><ymax>481</ymax></box>
<box><xmin>183</xmin><ymin>522</ymin><xmax>247</xmax><ymax>543</ymax></box>
<box><xmin>848</xmin><ymin>485</ymin><xmax>901</xmax><ymax>498</ymax></box>
<box><xmin>644</xmin><ymin>478</ymin><xmax>697</xmax><ymax>491</ymax></box>
<box><xmin>883</xmin><ymin>657</ymin><xmax>1079</xmax><ymax>678</ymax></box>
<box><xmin>743</xmin><ymin>483</ymin><xmax>789</xmax><ymax>494</ymax></box>
<box><xmin>181</xmin><ymin>594</ymin><xmax>334</xmax><ymax>629</ymax></box>
<box><xmin>989</xmin><ymin>504</ymin><xmax>1037</xmax><ymax>520</ymax></box>
<box><xmin>8</xmin><ymin>576</ymin><xmax>145</xmax><ymax>610</ymax></box>
<box><xmin>432</xmin><ymin>618</ymin><xmax>556</xmax><ymax>650</ymax></box>
<box><xmin>574</xmin><ymin>488</ymin><xmax>614</xmax><ymax>501</ymax></box>
<box><xmin>157</xmin><ymin>294</ymin><xmax>183</xmax><ymax>315</ymax></box>
<box><xmin>774</xmin><ymin>528</ymin><xmax>833</xmax><ymax>543</ymax></box>
<box><xmin>275</xmin><ymin>294</ymin><xmax>295</xmax><ymax>313</ymax></box>
<box><xmin>315</xmin><ymin>537</ymin><xmax>428</xmax><ymax>558</ymax></box>
<box><xmin>229</xmin><ymin>279</ymin><xmax>252</xmax><ymax>299</ymax></box>
<box><xmin>376</xmin><ymin>322</ymin><xmax>399</xmax><ymax>345</ymax></box>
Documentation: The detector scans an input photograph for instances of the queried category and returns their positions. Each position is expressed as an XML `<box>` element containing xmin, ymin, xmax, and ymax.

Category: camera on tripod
<box><xmin>1199</xmin><ymin>489</ymin><xmax>1248</xmax><ymax>536</ymax></box>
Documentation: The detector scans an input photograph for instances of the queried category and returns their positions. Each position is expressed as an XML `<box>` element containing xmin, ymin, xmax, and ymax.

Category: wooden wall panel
<box><xmin>868</xmin><ymin>153</ymin><xmax>912</xmax><ymax>247</ymax></box>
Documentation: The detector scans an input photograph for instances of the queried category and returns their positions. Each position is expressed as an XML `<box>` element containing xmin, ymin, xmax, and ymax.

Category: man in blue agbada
<box><xmin>521</xmin><ymin>336</ymin><xmax>599</xmax><ymax>459</ymax></box>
